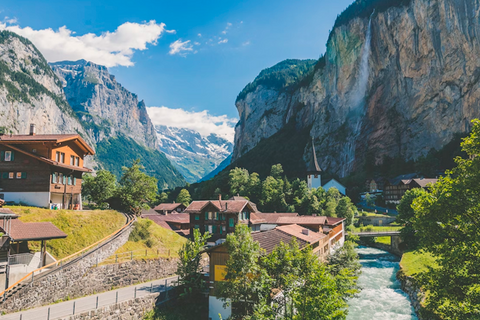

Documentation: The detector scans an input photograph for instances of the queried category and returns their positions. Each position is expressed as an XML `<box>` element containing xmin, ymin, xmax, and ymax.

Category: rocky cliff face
<box><xmin>156</xmin><ymin>125</ymin><xmax>233</xmax><ymax>183</ymax></box>
<box><xmin>51</xmin><ymin>60</ymin><xmax>157</xmax><ymax>149</ymax></box>
<box><xmin>233</xmin><ymin>0</ymin><xmax>480</xmax><ymax>178</ymax></box>
<box><xmin>0</xmin><ymin>31</ymin><xmax>89</xmax><ymax>141</ymax></box>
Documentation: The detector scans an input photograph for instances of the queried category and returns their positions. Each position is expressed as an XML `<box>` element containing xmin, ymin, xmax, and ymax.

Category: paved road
<box><xmin>0</xmin><ymin>275</ymin><xmax>178</xmax><ymax>320</ymax></box>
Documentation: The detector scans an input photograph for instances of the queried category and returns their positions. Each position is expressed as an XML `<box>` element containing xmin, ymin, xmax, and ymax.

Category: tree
<box><xmin>216</xmin><ymin>225</ymin><xmax>270</xmax><ymax>319</ymax></box>
<box><xmin>336</xmin><ymin>197</ymin><xmax>355</xmax><ymax>226</ymax></box>
<box><xmin>412</xmin><ymin>119</ymin><xmax>480</xmax><ymax>319</ymax></box>
<box><xmin>396</xmin><ymin>188</ymin><xmax>425</xmax><ymax>250</ymax></box>
<box><xmin>177</xmin><ymin>228</ymin><xmax>211</xmax><ymax>298</ymax></box>
<box><xmin>158</xmin><ymin>192</ymin><xmax>168</xmax><ymax>204</ymax></box>
<box><xmin>81</xmin><ymin>170</ymin><xmax>117</xmax><ymax>207</ymax></box>
<box><xmin>270</xmin><ymin>164</ymin><xmax>284</xmax><ymax>179</ymax></box>
<box><xmin>365</xmin><ymin>193</ymin><xmax>375</xmax><ymax>206</ymax></box>
<box><xmin>229</xmin><ymin>167</ymin><xmax>250</xmax><ymax>196</ymax></box>
<box><xmin>261</xmin><ymin>176</ymin><xmax>288</xmax><ymax>212</ymax></box>
<box><xmin>117</xmin><ymin>159</ymin><xmax>158</xmax><ymax>215</ymax></box>
<box><xmin>176</xmin><ymin>189</ymin><xmax>192</xmax><ymax>207</ymax></box>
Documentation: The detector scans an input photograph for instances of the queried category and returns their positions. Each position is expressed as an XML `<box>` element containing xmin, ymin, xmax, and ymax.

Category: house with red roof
<box><xmin>152</xmin><ymin>202</ymin><xmax>186</xmax><ymax>215</ymax></box>
<box><xmin>0</xmin><ymin>125</ymin><xmax>95</xmax><ymax>209</ymax></box>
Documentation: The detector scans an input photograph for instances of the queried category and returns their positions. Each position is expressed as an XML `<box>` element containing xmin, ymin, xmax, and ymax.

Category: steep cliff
<box><xmin>0</xmin><ymin>31</ymin><xmax>89</xmax><ymax>141</ymax></box>
<box><xmin>233</xmin><ymin>0</ymin><xmax>480</xmax><ymax>179</ymax></box>
<box><xmin>50</xmin><ymin>60</ymin><xmax>157</xmax><ymax>149</ymax></box>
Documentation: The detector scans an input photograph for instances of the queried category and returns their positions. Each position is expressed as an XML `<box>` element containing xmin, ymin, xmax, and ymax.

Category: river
<box><xmin>347</xmin><ymin>246</ymin><xmax>418</xmax><ymax>320</ymax></box>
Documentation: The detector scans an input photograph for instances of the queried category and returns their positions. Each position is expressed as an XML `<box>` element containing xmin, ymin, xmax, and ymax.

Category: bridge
<box><xmin>352</xmin><ymin>231</ymin><xmax>402</xmax><ymax>254</ymax></box>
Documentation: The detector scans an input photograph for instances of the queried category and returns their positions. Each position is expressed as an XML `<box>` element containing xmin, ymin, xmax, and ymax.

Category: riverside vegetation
<box><xmin>395</xmin><ymin>119</ymin><xmax>480</xmax><ymax>319</ymax></box>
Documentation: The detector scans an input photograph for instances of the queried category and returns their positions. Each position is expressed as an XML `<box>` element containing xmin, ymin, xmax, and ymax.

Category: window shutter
<box><xmin>52</xmin><ymin>173</ymin><xmax>56</xmax><ymax>183</ymax></box>
<box><xmin>2</xmin><ymin>172</ymin><xmax>7</xmax><ymax>179</ymax></box>
<box><xmin>21</xmin><ymin>172</ymin><xmax>27</xmax><ymax>179</ymax></box>
<box><xmin>0</xmin><ymin>151</ymin><xmax>4</xmax><ymax>161</ymax></box>
<box><xmin>10</xmin><ymin>151</ymin><xmax>14</xmax><ymax>161</ymax></box>
<box><xmin>74</xmin><ymin>177</ymin><xmax>77</xmax><ymax>186</ymax></box>
<box><xmin>205</xmin><ymin>212</ymin><xmax>208</xmax><ymax>220</ymax></box>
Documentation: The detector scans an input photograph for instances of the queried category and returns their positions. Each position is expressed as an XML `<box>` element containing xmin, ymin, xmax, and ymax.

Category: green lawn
<box><xmin>7</xmin><ymin>206</ymin><xmax>126</xmax><ymax>259</ymax></box>
<box><xmin>375</xmin><ymin>236</ymin><xmax>391</xmax><ymax>245</ymax></box>
<box><xmin>351</xmin><ymin>225</ymin><xmax>402</xmax><ymax>233</ymax></box>
<box><xmin>103</xmin><ymin>218</ymin><xmax>188</xmax><ymax>264</ymax></box>
<box><xmin>400</xmin><ymin>250</ymin><xmax>438</xmax><ymax>276</ymax></box>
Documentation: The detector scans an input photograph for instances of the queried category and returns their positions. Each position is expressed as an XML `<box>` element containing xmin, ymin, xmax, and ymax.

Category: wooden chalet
<box><xmin>384</xmin><ymin>173</ymin><xmax>437</xmax><ymax>204</ymax></box>
<box><xmin>152</xmin><ymin>202</ymin><xmax>186</xmax><ymax>215</ymax></box>
<box><xmin>0</xmin><ymin>125</ymin><xmax>95</xmax><ymax>209</ymax></box>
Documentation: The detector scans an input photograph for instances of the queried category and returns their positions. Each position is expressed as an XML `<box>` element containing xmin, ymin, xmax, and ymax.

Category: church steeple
<box><xmin>307</xmin><ymin>138</ymin><xmax>322</xmax><ymax>189</ymax></box>
<box><xmin>307</xmin><ymin>138</ymin><xmax>322</xmax><ymax>174</ymax></box>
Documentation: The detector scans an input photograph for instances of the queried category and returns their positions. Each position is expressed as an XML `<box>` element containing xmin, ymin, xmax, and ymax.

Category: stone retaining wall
<box><xmin>397</xmin><ymin>270</ymin><xmax>425</xmax><ymax>319</ymax></box>
<box><xmin>0</xmin><ymin>223</ymin><xmax>134</xmax><ymax>313</ymax></box>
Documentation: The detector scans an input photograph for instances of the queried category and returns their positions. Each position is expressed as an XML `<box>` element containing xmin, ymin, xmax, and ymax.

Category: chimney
<box><xmin>302</xmin><ymin>229</ymin><xmax>309</xmax><ymax>236</ymax></box>
<box><xmin>225</xmin><ymin>203</ymin><xmax>228</xmax><ymax>210</ymax></box>
<box><xmin>312</xmin><ymin>214</ymin><xmax>316</xmax><ymax>217</ymax></box>
<box><xmin>218</xmin><ymin>194</ymin><xmax>222</xmax><ymax>201</ymax></box>
<box><xmin>29</xmin><ymin>124</ymin><xmax>36</xmax><ymax>136</ymax></box>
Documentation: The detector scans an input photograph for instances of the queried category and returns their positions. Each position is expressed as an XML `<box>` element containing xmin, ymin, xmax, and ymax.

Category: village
<box><xmin>0</xmin><ymin>126</ymin><xmax>444</xmax><ymax>319</ymax></box>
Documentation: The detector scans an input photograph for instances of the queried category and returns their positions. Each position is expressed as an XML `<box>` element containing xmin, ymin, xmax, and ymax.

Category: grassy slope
<box><xmin>400</xmin><ymin>250</ymin><xmax>438</xmax><ymax>276</ymax></box>
<box><xmin>105</xmin><ymin>218</ymin><xmax>187</xmax><ymax>263</ymax></box>
<box><xmin>8</xmin><ymin>206</ymin><xmax>125</xmax><ymax>259</ymax></box>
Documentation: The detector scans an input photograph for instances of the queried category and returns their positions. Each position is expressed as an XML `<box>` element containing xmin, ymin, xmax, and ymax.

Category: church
<box><xmin>306</xmin><ymin>141</ymin><xmax>346</xmax><ymax>195</ymax></box>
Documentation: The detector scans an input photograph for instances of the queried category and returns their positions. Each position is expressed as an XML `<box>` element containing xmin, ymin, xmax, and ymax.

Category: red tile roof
<box><xmin>0</xmin><ymin>208</ymin><xmax>15</xmax><ymax>215</ymax></box>
<box><xmin>276</xmin><ymin>216</ymin><xmax>328</xmax><ymax>225</ymax></box>
<box><xmin>153</xmin><ymin>203</ymin><xmax>185</xmax><ymax>212</ymax></box>
<box><xmin>251</xmin><ymin>229</ymin><xmax>308</xmax><ymax>254</ymax></box>
<box><xmin>142</xmin><ymin>213</ymin><xmax>190</xmax><ymax>224</ymax></box>
<box><xmin>254</xmin><ymin>213</ymin><xmax>299</xmax><ymax>224</ymax></box>
<box><xmin>325</xmin><ymin>217</ymin><xmax>345</xmax><ymax>226</ymax></box>
<box><xmin>3</xmin><ymin>219</ymin><xmax>67</xmax><ymax>241</ymax></box>
<box><xmin>276</xmin><ymin>224</ymin><xmax>327</xmax><ymax>244</ymax></box>
<box><xmin>412</xmin><ymin>178</ymin><xmax>438</xmax><ymax>188</ymax></box>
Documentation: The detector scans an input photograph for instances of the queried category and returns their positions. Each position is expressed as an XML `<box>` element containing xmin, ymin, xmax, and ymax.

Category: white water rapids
<box><xmin>346</xmin><ymin>246</ymin><xmax>418</xmax><ymax>320</ymax></box>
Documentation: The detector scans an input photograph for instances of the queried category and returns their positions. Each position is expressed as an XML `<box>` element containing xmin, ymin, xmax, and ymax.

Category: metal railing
<box><xmin>8</xmin><ymin>253</ymin><xmax>41</xmax><ymax>267</ymax></box>
<box><xmin>100</xmin><ymin>248</ymin><xmax>173</xmax><ymax>265</ymax></box>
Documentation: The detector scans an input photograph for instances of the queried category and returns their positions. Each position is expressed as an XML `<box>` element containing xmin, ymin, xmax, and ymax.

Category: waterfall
<box><xmin>350</xmin><ymin>11</ymin><xmax>374</xmax><ymax>110</ymax></box>
<box><xmin>342</xmin><ymin>12</ymin><xmax>374</xmax><ymax>177</ymax></box>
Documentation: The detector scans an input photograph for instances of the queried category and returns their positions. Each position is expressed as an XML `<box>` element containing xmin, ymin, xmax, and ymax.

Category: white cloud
<box><xmin>193</xmin><ymin>41</ymin><xmax>201</xmax><ymax>46</ymax></box>
<box><xmin>221</xmin><ymin>22</ymin><xmax>233</xmax><ymax>35</ymax></box>
<box><xmin>168</xmin><ymin>39</ymin><xmax>193</xmax><ymax>56</ymax></box>
<box><xmin>0</xmin><ymin>20</ymin><xmax>170</xmax><ymax>67</ymax></box>
<box><xmin>147</xmin><ymin>106</ymin><xmax>237</xmax><ymax>142</ymax></box>
<box><xmin>4</xmin><ymin>16</ymin><xmax>17</xmax><ymax>24</ymax></box>
<box><xmin>218</xmin><ymin>39</ymin><xmax>228</xmax><ymax>44</ymax></box>
<box><xmin>242</xmin><ymin>41</ymin><xmax>251</xmax><ymax>46</ymax></box>
<box><xmin>197</xmin><ymin>33</ymin><xmax>202</xmax><ymax>37</ymax></box>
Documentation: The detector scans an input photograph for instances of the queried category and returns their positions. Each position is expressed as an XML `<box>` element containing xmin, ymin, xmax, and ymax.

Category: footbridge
<box><xmin>352</xmin><ymin>231</ymin><xmax>402</xmax><ymax>253</ymax></box>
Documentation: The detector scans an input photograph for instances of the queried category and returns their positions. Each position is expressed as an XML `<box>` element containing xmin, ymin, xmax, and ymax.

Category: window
<box><xmin>16</xmin><ymin>172</ymin><xmax>21</xmax><ymax>179</ymax></box>
<box><xmin>68</xmin><ymin>175</ymin><xmax>72</xmax><ymax>185</ymax></box>
<box><xmin>208</xmin><ymin>225</ymin><xmax>213</xmax><ymax>233</ymax></box>
<box><xmin>208</xmin><ymin>212</ymin><xmax>213</xmax><ymax>220</ymax></box>
<box><xmin>195</xmin><ymin>215</ymin><xmax>200</xmax><ymax>221</ymax></box>
<box><xmin>21</xmin><ymin>172</ymin><xmax>27</xmax><ymax>179</ymax></box>
<box><xmin>205</xmin><ymin>212</ymin><xmax>209</xmax><ymax>220</ymax></box>
<box><xmin>8</xmin><ymin>172</ymin><xmax>14</xmax><ymax>179</ymax></box>
<box><xmin>60</xmin><ymin>153</ymin><xmax>65</xmax><ymax>163</ymax></box>
<box><xmin>238</xmin><ymin>213</ymin><xmax>242</xmax><ymax>221</ymax></box>
<box><xmin>223</xmin><ymin>226</ymin><xmax>226</xmax><ymax>233</ymax></box>
<box><xmin>56</xmin><ymin>152</ymin><xmax>60</xmax><ymax>162</ymax></box>
<box><xmin>63</xmin><ymin>174</ymin><xmax>66</xmax><ymax>185</ymax></box>
<box><xmin>52</xmin><ymin>173</ymin><xmax>57</xmax><ymax>183</ymax></box>
<box><xmin>194</xmin><ymin>225</ymin><xmax>199</xmax><ymax>229</ymax></box>
<box><xmin>73</xmin><ymin>177</ymin><xmax>77</xmax><ymax>186</ymax></box>
<box><xmin>1</xmin><ymin>151</ymin><xmax>14</xmax><ymax>162</ymax></box>
<box><xmin>215</xmin><ymin>212</ymin><xmax>219</xmax><ymax>220</ymax></box>
<box><xmin>70</xmin><ymin>156</ymin><xmax>75</xmax><ymax>166</ymax></box>
<box><xmin>59</xmin><ymin>173</ymin><xmax>64</xmax><ymax>184</ymax></box>
<box><xmin>75</xmin><ymin>157</ymin><xmax>80</xmax><ymax>167</ymax></box>
<box><xmin>229</xmin><ymin>218</ymin><xmax>234</xmax><ymax>228</ymax></box>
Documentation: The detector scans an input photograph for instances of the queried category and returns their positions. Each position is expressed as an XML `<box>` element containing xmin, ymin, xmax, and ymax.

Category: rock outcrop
<box><xmin>51</xmin><ymin>60</ymin><xmax>157</xmax><ymax>149</ymax></box>
<box><xmin>0</xmin><ymin>31</ymin><xmax>89</xmax><ymax>141</ymax></box>
<box><xmin>233</xmin><ymin>0</ymin><xmax>480</xmax><ymax>177</ymax></box>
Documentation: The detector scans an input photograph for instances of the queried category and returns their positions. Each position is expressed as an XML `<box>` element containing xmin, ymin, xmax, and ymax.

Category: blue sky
<box><xmin>1</xmin><ymin>0</ymin><xmax>352</xmax><ymax>140</ymax></box>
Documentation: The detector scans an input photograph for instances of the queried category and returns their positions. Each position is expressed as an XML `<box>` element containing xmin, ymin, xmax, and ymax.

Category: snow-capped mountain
<box><xmin>155</xmin><ymin>125</ymin><xmax>233</xmax><ymax>183</ymax></box>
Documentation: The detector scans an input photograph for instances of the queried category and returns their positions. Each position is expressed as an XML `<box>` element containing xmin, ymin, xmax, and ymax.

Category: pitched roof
<box><xmin>0</xmin><ymin>208</ymin><xmax>16</xmax><ymax>215</ymax></box>
<box><xmin>254</xmin><ymin>213</ymin><xmax>299</xmax><ymax>224</ymax></box>
<box><xmin>307</xmin><ymin>139</ymin><xmax>322</xmax><ymax>174</ymax></box>
<box><xmin>412</xmin><ymin>178</ymin><xmax>438</xmax><ymax>188</ymax></box>
<box><xmin>276</xmin><ymin>215</ymin><xmax>328</xmax><ymax>225</ymax></box>
<box><xmin>185</xmin><ymin>200</ymin><xmax>256</xmax><ymax>214</ymax></box>
<box><xmin>249</xmin><ymin>212</ymin><xmax>267</xmax><ymax>224</ymax></box>
<box><xmin>324</xmin><ymin>217</ymin><xmax>345</xmax><ymax>226</ymax></box>
<box><xmin>388</xmin><ymin>173</ymin><xmax>419</xmax><ymax>186</ymax></box>
<box><xmin>276</xmin><ymin>224</ymin><xmax>327</xmax><ymax>243</ymax></box>
<box><xmin>153</xmin><ymin>203</ymin><xmax>185</xmax><ymax>212</ymax></box>
<box><xmin>251</xmin><ymin>229</ymin><xmax>308</xmax><ymax>254</ymax></box>
<box><xmin>3</xmin><ymin>219</ymin><xmax>67</xmax><ymax>241</ymax></box>
<box><xmin>3</xmin><ymin>144</ymin><xmax>92</xmax><ymax>172</ymax></box>
<box><xmin>0</xmin><ymin>134</ymin><xmax>95</xmax><ymax>155</ymax></box>
<box><xmin>142</xmin><ymin>212</ymin><xmax>190</xmax><ymax>224</ymax></box>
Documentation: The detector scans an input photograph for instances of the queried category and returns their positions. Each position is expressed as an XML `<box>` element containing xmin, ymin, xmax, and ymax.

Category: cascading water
<box><xmin>342</xmin><ymin>11</ymin><xmax>374</xmax><ymax>177</ymax></box>
<box><xmin>347</xmin><ymin>246</ymin><xmax>418</xmax><ymax>319</ymax></box>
